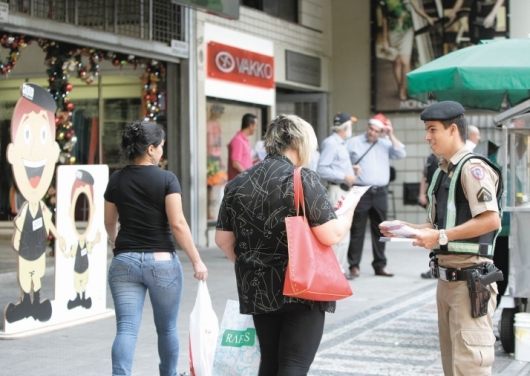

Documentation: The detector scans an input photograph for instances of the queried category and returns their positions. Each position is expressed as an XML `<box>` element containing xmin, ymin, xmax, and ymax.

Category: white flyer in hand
<box><xmin>380</xmin><ymin>220</ymin><xmax>420</xmax><ymax>238</ymax></box>
<box><xmin>335</xmin><ymin>185</ymin><xmax>371</xmax><ymax>216</ymax></box>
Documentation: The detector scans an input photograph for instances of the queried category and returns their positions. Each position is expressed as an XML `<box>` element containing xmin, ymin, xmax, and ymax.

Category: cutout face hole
<box><xmin>74</xmin><ymin>192</ymin><xmax>90</xmax><ymax>223</ymax></box>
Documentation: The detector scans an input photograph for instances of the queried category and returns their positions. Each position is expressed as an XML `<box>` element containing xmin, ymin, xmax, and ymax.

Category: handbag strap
<box><xmin>354</xmin><ymin>139</ymin><xmax>377</xmax><ymax>165</ymax></box>
<box><xmin>293</xmin><ymin>167</ymin><xmax>306</xmax><ymax>217</ymax></box>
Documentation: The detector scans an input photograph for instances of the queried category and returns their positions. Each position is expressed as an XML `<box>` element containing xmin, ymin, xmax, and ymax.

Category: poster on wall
<box><xmin>372</xmin><ymin>0</ymin><xmax>507</xmax><ymax>112</ymax></box>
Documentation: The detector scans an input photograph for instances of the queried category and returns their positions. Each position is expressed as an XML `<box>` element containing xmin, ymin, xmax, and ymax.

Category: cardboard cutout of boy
<box><xmin>63</xmin><ymin>169</ymin><xmax>101</xmax><ymax>310</ymax></box>
<box><xmin>5</xmin><ymin>83</ymin><xmax>65</xmax><ymax>323</ymax></box>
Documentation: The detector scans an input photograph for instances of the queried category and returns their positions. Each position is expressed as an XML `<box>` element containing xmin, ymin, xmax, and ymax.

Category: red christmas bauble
<box><xmin>65</xmin><ymin>83</ymin><xmax>73</xmax><ymax>91</ymax></box>
<box><xmin>66</xmin><ymin>102</ymin><xmax>74</xmax><ymax>111</ymax></box>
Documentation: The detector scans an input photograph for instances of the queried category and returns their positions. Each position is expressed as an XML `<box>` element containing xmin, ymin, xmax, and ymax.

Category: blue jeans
<box><xmin>108</xmin><ymin>252</ymin><xmax>183</xmax><ymax>376</ymax></box>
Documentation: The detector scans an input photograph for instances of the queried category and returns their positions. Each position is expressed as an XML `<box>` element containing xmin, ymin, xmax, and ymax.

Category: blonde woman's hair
<box><xmin>264</xmin><ymin>114</ymin><xmax>318</xmax><ymax>167</ymax></box>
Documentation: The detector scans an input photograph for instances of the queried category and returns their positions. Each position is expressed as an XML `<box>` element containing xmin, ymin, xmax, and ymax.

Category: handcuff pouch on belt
<box><xmin>428</xmin><ymin>252</ymin><xmax>439</xmax><ymax>278</ymax></box>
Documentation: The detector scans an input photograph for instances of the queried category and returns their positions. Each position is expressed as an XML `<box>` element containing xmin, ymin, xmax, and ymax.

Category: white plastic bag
<box><xmin>189</xmin><ymin>281</ymin><xmax>219</xmax><ymax>376</ymax></box>
<box><xmin>212</xmin><ymin>300</ymin><xmax>261</xmax><ymax>376</ymax></box>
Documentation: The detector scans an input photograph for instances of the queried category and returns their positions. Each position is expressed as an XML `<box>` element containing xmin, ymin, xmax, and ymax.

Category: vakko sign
<box><xmin>207</xmin><ymin>42</ymin><xmax>274</xmax><ymax>89</ymax></box>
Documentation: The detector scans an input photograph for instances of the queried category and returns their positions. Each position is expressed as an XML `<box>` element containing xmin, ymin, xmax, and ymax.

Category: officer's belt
<box><xmin>437</xmin><ymin>265</ymin><xmax>487</xmax><ymax>282</ymax></box>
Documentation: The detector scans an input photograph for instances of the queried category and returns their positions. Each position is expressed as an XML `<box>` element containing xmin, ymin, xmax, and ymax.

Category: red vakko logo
<box><xmin>207</xmin><ymin>42</ymin><xmax>274</xmax><ymax>89</ymax></box>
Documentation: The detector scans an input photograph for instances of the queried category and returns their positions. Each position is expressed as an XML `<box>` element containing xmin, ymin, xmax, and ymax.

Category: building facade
<box><xmin>1</xmin><ymin>0</ymin><xmax>529</xmax><ymax>247</ymax></box>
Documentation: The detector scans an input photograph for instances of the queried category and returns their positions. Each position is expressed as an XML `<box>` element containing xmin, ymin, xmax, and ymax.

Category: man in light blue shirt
<box><xmin>318</xmin><ymin>112</ymin><xmax>358</xmax><ymax>279</ymax></box>
<box><xmin>345</xmin><ymin>113</ymin><xmax>406</xmax><ymax>278</ymax></box>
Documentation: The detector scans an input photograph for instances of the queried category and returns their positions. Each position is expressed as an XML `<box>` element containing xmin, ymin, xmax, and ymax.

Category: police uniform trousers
<box><xmin>347</xmin><ymin>186</ymin><xmax>387</xmax><ymax>271</ymax></box>
<box><xmin>327</xmin><ymin>184</ymin><xmax>350</xmax><ymax>273</ymax></box>
<box><xmin>437</xmin><ymin>278</ymin><xmax>497</xmax><ymax>376</ymax></box>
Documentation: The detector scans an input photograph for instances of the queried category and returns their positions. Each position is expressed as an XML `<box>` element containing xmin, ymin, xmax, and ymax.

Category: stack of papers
<box><xmin>379</xmin><ymin>220</ymin><xmax>419</xmax><ymax>242</ymax></box>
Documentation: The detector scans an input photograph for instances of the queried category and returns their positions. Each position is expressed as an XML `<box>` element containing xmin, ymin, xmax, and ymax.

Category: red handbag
<box><xmin>283</xmin><ymin>168</ymin><xmax>353</xmax><ymax>301</ymax></box>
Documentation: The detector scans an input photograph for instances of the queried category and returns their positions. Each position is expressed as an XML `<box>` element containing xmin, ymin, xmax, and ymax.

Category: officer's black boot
<box><xmin>81</xmin><ymin>292</ymin><xmax>92</xmax><ymax>309</ymax></box>
<box><xmin>5</xmin><ymin>292</ymin><xmax>32</xmax><ymax>323</ymax></box>
<box><xmin>32</xmin><ymin>289</ymin><xmax>52</xmax><ymax>322</ymax></box>
<box><xmin>67</xmin><ymin>293</ymin><xmax>81</xmax><ymax>310</ymax></box>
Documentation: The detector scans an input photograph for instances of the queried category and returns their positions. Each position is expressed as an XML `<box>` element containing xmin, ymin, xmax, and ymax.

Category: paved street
<box><xmin>0</xmin><ymin>234</ymin><xmax>529</xmax><ymax>375</ymax></box>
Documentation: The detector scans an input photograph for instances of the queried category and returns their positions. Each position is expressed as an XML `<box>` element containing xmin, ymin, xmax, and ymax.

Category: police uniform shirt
<box><xmin>346</xmin><ymin>134</ymin><xmax>406</xmax><ymax>186</ymax></box>
<box><xmin>430</xmin><ymin>146</ymin><xmax>500</xmax><ymax>269</ymax></box>
<box><xmin>317</xmin><ymin>132</ymin><xmax>354</xmax><ymax>184</ymax></box>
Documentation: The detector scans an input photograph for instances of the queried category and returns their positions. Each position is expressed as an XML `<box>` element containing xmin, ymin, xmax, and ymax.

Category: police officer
<box><xmin>317</xmin><ymin>112</ymin><xmax>358</xmax><ymax>279</ymax></box>
<box><xmin>380</xmin><ymin>101</ymin><xmax>502</xmax><ymax>376</ymax></box>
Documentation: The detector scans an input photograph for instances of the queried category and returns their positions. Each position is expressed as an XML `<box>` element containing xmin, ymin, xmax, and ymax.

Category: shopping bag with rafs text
<box><xmin>211</xmin><ymin>300</ymin><xmax>260</xmax><ymax>376</ymax></box>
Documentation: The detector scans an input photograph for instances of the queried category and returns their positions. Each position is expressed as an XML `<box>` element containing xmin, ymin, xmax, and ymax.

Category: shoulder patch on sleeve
<box><xmin>477</xmin><ymin>187</ymin><xmax>492</xmax><ymax>202</ymax></box>
<box><xmin>470</xmin><ymin>165</ymin><xmax>486</xmax><ymax>180</ymax></box>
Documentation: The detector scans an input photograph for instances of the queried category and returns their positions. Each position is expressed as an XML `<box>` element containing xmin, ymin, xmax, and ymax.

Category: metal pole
<box><xmin>114</xmin><ymin>0</ymin><xmax>118</xmax><ymax>34</ymax></box>
<box><xmin>98</xmin><ymin>74</ymin><xmax>104</xmax><ymax>166</ymax></box>
<box><xmin>148</xmin><ymin>0</ymin><xmax>153</xmax><ymax>41</ymax></box>
<box><xmin>74</xmin><ymin>0</ymin><xmax>78</xmax><ymax>25</ymax></box>
<box><xmin>187</xmin><ymin>8</ymin><xmax>199</xmax><ymax>243</ymax></box>
<box><xmin>140</xmin><ymin>0</ymin><xmax>144</xmax><ymax>39</ymax></box>
<box><xmin>104</xmin><ymin>0</ymin><xmax>108</xmax><ymax>31</ymax></box>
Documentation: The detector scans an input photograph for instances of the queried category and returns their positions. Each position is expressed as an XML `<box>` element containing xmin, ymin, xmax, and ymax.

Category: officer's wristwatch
<box><xmin>438</xmin><ymin>229</ymin><xmax>449</xmax><ymax>246</ymax></box>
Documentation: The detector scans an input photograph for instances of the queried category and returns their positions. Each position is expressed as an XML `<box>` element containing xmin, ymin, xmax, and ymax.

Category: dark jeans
<box><xmin>348</xmin><ymin>186</ymin><xmax>388</xmax><ymax>271</ymax></box>
<box><xmin>253</xmin><ymin>303</ymin><xmax>325</xmax><ymax>376</ymax></box>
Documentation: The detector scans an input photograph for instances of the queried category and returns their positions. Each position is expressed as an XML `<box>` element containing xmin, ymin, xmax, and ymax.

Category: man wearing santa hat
<box><xmin>345</xmin><ymin>113</ymin><xmax>406</xmax><ymax>278</ymax></box>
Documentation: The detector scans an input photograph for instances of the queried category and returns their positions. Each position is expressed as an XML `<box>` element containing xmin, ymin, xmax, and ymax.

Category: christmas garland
<box><xmin>0</xmin><ymin>32</ymin><xmax>167</xmax><ymax>165</ymax></box>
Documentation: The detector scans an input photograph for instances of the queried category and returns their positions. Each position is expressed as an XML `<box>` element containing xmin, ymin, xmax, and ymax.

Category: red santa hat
<box><xmin>369</xmin><ymin>113</ymin><xmax>390</xmax><ymax>129</ymax></box>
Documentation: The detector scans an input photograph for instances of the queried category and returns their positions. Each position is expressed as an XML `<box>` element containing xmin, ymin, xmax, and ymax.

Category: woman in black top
<box><xmin>215</xmin><ymin>114</ymin><xmax>356</xmax><ymax>375</ymax></box>
<box><xmin>104</xmin><ymin>121</ymin><xmax>207</xmax><ymax>376</ymax></box>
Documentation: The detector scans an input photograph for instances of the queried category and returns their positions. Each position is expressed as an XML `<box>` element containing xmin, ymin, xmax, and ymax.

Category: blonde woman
<box><xmin>216</xmin><ymin>114</ymin><xmax>356</xmax><ymax>375</ymax></box>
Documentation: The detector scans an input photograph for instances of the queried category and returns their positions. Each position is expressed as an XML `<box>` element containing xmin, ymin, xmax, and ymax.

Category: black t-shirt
<box><xmin>104</xmin><ymin>165</ymin><xmax>182</xmax><ymax>254</ymax></box>
<box><xmin>216</xmin><ymin>154</ymin><xmax>337</xmax><ymax>315</ymax></box>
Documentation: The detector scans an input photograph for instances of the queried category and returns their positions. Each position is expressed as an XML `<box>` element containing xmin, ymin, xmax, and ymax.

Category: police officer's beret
<box><xmin>420</xmin><ymin>101</ymin><xmax>465</xmax><ymax>121</ymax></box>
<box><xmin>75</xmin><ymin>169</ymin><xmax>95</xmax><ymax>185</ymax></box>
<box><xmin>20</xmin><ymin>83</ymin><xmax>57</xmax><ymax>114</ymax></box>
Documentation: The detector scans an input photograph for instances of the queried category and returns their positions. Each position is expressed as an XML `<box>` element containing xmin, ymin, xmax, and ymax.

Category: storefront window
<box><xmin>102</xmin><ymin>98</ymin><xmax>143</xmax><ymax>167</ymax></box>
<box><xmin>0</xmin><ymin>43</ymin><xmax>166</xmax><ymax>221</ymax></box>
<box><xmin>206</xmin><ymin>101</ymin><xmax>262</xmax><ymax>222</ymax></box>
